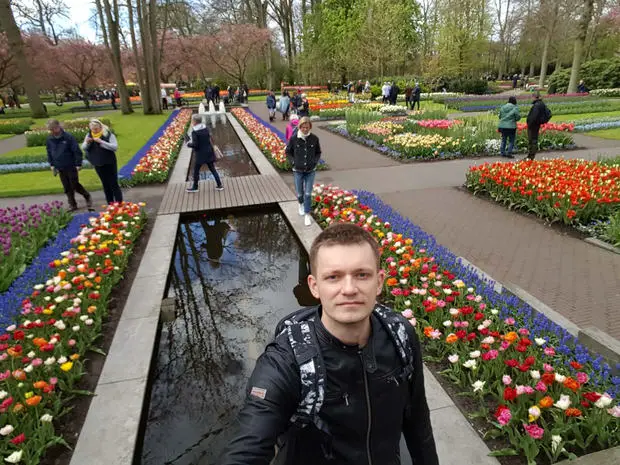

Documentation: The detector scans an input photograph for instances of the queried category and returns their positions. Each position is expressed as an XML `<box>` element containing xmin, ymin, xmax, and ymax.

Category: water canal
<box><xmin>138</xmin><ymin>209</ymin><xmax>318</xmax><ymax>465</ymax></box>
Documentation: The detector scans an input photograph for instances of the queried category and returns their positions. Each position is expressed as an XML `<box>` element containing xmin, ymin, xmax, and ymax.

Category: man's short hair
<box><xmin>46</xmin><ymin>119</ymin><xmax>61</xmax><ymax>129</ymax></box>
<box><xmin>192</xmin><ymin>114</ymin><xmax>203</xmax><ymax>124</ymax></box>
<box><xmin>310</xmin><ymin>222</ymin><xmax>381</xmax><ymax>272</ymax></box>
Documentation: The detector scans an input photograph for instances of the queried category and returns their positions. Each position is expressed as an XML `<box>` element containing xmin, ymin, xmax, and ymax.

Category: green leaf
<box><xmin>88</xmin><ymin>347</ymin><xmax>107</xmax><ymax>356</ymax></box>
<box><xmin>66</xmin><ymin>389</ymin><xmax>96</xmax><ymax>396</ymax></box>
<box><xmin>488</xmin><ymin>448</ymin><xmax>519</xmax><ymax>457</ymax></box>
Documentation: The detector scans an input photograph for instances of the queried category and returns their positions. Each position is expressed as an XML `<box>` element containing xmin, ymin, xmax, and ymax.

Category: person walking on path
<box><xmin>285</xmin><ymin>117</ymin><xmax>321</xmax><ymax>226</ymax></box>
<box><xmin>46</xmin><ymin>119</ymin><xmax>93</xmax><ymax>212</ymax></box>
<box><xmin>498</xmin><ymin>96</ymin><xmax>521</xmax><ymax>158</ymax></box>
<box><xmin>405</xmin><ymin>84</ymin><xmax>413</xmax><ymax>109</ymax></box>
<box><xmin>285</xmin><ymin>114</ymin><xmax>299</xmax><ymax>141</ymax></box>
<box><xmin>186</xmin><ymin>114</ymin><xmax>223</xmax><ymax>193</ymax></box>
<box><xmin>526</xmin><ymin>91</ymin><xmax>551</xmax><ymax>160</ymax></box>
<box><xmin>266</xmin><ymin>91</ymin><xmax>277</xmax><ymax>122</ymax></box>
<box><xmin>174</xmin><ymin>88</ymin><xmax>182</xmax><ymax>107</ymax></box>
<box><xmin>279</xmin><ymin>91</ymin><xmax>291</xmax><ymax>121</ymax></box>
<box><xmin>161</xmin><ymin>88</ymin><xmax>169</xmax><ymax>110</ymax></box>
<box><xmin>297</xmin><ymin>93</ymin><xmax>310</xmax><ymax>118</ymax></box>
<box><xmin>220</xmin><ymin>222</ymin><xmax>439</xmax><ymax>465</ymax></box>
<box><xmin>82</xmin><ymin>119</ymin><xmax>123</xmax><ymax>204</ymax></box>
<box><xmin>412</xmin><ymin>82</ymin><xmax>421</xmax><ymax>111</ymax></box>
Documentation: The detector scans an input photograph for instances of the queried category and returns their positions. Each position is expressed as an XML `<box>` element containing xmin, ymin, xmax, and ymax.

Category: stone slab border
<box><xmin>584</xmin><ymin>237</ymin><xmax>620</xmax><ymax>255</ymax></box>
<box><xmin>71</xmin><ymin>112</ymin><xmax>500</xmax><ymax>465</ymax></box>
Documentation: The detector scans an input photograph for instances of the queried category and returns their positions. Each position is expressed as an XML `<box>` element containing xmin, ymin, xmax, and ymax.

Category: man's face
<box><xmin>308</xmin><ymin>243</ymin><xmax>384</xmax><ymax>326</ymax></box>
<box><xmin>49</xmin><ymin>126</ymin><xmax>62</xmax><ymax>137</ymax></box>
<box><xmin>299</xmin><ymin>123</ymin><xmax>311</xmax><ymax>135</ymax></box>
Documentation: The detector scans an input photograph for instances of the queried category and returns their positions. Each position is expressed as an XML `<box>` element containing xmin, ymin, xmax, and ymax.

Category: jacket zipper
<box><xmin>359</xmin><ymin>351</ymin><xmax>373</xmax><ymax>465</ymax></box>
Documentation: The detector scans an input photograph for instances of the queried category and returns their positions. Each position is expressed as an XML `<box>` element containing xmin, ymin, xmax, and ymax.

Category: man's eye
<box><xmin>357</xmin><ymin>273</ymin><xmax>369</xmax><ymax>279</ymax></box>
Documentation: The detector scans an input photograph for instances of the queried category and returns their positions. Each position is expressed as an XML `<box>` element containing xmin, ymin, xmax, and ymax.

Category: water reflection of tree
<box><xmin>142</xmin><ymin>212</ymin><xmax>305</xmax><ymax>465</ymax></box>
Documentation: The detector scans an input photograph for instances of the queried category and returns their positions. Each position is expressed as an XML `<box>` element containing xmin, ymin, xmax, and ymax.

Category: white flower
<box><xmin>554</xmin><ymin>394</ymin><xmax>571</xmax><ymax>410</ymax></box>
<box><xmin>4</xmin><ymin>450</ymin><xmax>23</xmax><ymax>463</ymax></box>
<box><xmin>49</xmin><ymin>337</ymin><xmax>58</xmax><ymax>345</ymax></box>
<box><xmin>33</xmin><ymin>284</ymin><xmax>44</xmax><ymax>290</ymax></box>
<box><xmin>72</xmin><ymin>326</ymin><xmax>80</xmax><ymax>332</ymax></box>
<box><xmin>57</xmin><ymin>356</ymin><xmax>67</xmax><ymax>364</ymax></box>
<box><xmin>0</xmin><ymin>425</ymin><xmax>14</xmax><ymax>436</ymax></box>
<box><xmin>6</xmin><ymin>325</ymin><xmax>16</xmax><ymax>332</ymax></box>
<box><xmin>463</xmin><ymin>359</ymin><xmax>477</xmax><ymax>369</ymax></box>
<box><xmin>469</xmin><ymin>350</ymin><xmax>481</xmax><ymax>359</ymax></box>
<box><xmin>491</xmin><ymin>309</ymin><xmax>499</xmax><ymax>315</ymax></box>
<box><xmin>404</xmin><ymin>300</ymin><xmax>411</xmax><ymax>306</ymax></box>
<box><xmin>551</xmin><ymin>435</ymin><xmax>564</xmax><ymax>454</ymax></box>
<box><xmin>530</xmin><ymin>370</ymin><xmax>541</xmax><ymax>380</ymax></box>
<box><xmin>53</xmin><ymin>276</ymin><xmax>61</xmax><ymax>285</ymax></box>
<box><xmin>534</xmin><ymin>337</ymin><xmax>546</xmax><ymax>346</ymax></box>
<box><xmin>44</xmin><ymin>357</ymin><xmax>56</xmax><ymax>366</ymax></box>
<box><xmin>44</xmin><ymin>296</ymin><xmax>50</xmax><ymax>301</ymax></box>
<box><xmin>0</xmin><ymin>391</ymin><xmax>7</xmax><ymax>400</ymax></box>
<box><xmin>449</xmin><ymin>308</ymin><xmax>459</xmax><ymax>316</ymax></box>
<box><xmin>54</xmin><ymin>321</ymin><xmax>66</xmax><ymax>330</ymax></box>
<box><xmin>85</xmin><ymin>318</ymin><xmax>94</xmax><ymax>326</ymax></box>
<box><xmin>80</xmin><ymin>315</ymin><xmax>88</xmax><ymax>322</ymax></box>
<box><xmin>40</xmin><ymin>414</ymin><xmax>53</xmax><ymax>423</ymax></box>
<box><xmin>442</xmin><ymin>320</ymin><xmax>452</xmax><ymax>327</ymax></box>
<box><xmin>54</xmin><ymin>296</ymin><xmax>66</xmax><ymax>303</ymax></box>
<box><xmin>594</xmin><ymin>393</ymin><xmax>613</xmax><ymax>409</ymax></box>
<box><xmin>467</xmin><ymin>287</ymin><xmax>474</xmax><ymax>293</ymax></box>
<box><xmin>554</xmin><ymin>373</ymin><xmax>566</xmax><ymax>383</ymax></box>
<box><xmin>27</xmin><ymin>351</ymin><xmax>35</xmax><ymax>359</ymax></box>
<box><xmin>448</xmin><ymin>354</ymin><xmax>459</xmax><ymax>364</ymax></box>
<box><xmin>472</xmin><ymin>380</ymin><xmax>485</xmax><ymax>392</ymax></box>
<box><xmin>24</xmin><ymin>365</ymin><xmax>33</xmax><ymax>373</ymax></box>
<box><xmin>481</xmin><ymin>336</ymin><xmax>495</xmax><ymax>344</ymax></box>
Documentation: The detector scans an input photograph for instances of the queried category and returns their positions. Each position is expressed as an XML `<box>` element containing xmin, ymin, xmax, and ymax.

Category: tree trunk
<box><xmin>538</xmin><ymin>31</ymin><xmax>551</xmax><ymax>88</ymax></box>
<box><xmin>137</xmin><ymin>0</ymin><xmax>156</xmax><ymax>114</ymax></box>
<box><xmin>0</xmin><ymin>0</ymin><xmax>47</xmax><ymax>117</ymax></box>
<box><xmin>98</xmin><ymin>0</ymin><xmax>133</xmax><ymax>114</ymax></box>
<box><xmin>567</xmin><ymin>0</ymin><xmax>594</xmax><ymax>94</ymax></box>
<box><xmin>127</xmin><ymin>0</ymin><xmax>147</xmax><ymax>102</ymax></box>
<box><xmin>529</xmin><ymin>61</ymin><xmax>534</xmax><ymax>77</ymax></box>
<box><xmin>148</xmin><ymin>0</ymin><xmax>162</xmax><ymax>113</ymax></box>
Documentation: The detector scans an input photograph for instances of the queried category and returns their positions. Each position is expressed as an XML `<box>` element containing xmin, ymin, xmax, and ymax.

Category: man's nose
<box><xmin>341</xmin><ymin>276</ymin><xmax>357</xmax><ymax>294</ymax></box>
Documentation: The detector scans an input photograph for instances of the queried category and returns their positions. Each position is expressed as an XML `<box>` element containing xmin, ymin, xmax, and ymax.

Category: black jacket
<box><xmin>285</xmin><ymin>133</ymin><xmax>321</xmax><ymax>172</ymax></box>
<box><xmin>46</xmin><ymin>131</ymin><xmax>82</xmax><ymax>169</ymax></box>
<box><xmin>527</xmin><ymin>99</ymin><xmax>547</xmax><ymax>127</ymax></box>
<box><xmin>220</xmin><ymin>306</ymin><xmax>438</xmax><ymax>465</ymax></box>
<box><xmin>188</xmin><ymin>126</ymin><xmax>215</xmax><ymax>163</ymax></box>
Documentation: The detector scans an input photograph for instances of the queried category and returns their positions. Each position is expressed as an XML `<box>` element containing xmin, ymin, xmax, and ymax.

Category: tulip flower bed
<box><xmin>0</xmin><ymin>120</ymin><xmax>32</xmax><ymax>135</ymax></box>
<box><xmin>119</xmin><ymin>109</ymin><xmax>192</xmax><ymax>185</ymax></box>
<box><xmin>336</xmin><ymin>114</ymin><xmax>575</xmax><ymax>161</ymax></box>
<box><xmin>466</xmin><ymin>159</ymin><xmax>620</xmax><ymax>226</ymax></box>
<box><xmin>311</xmin><ymin>185</ymin><xmax>620</xmax><ymax>464</ymax></box>
<box><xmin>231</xmin><ymin>107</ymin><xmax>328</xmax><ymax>171</ymax></box>
<box><xmin>0</xmin><ymin>202</ymin><xmax>146</xmax><ymax>464</ymax></box>
<box><xmin>0</xmin><ymin>203</ymin><xmax>72</xmax><ymax>293</ymax></box>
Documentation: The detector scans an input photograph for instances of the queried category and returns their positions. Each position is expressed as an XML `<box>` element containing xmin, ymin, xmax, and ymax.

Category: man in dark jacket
<box><xmin>526</xmin><ymin>91</ymin><xmax>550</xmax><ymax>160</ymax></box>
<box><xmin>186</xmin><ymin>114</ymin><xmax>223</xmax><ymax>192</ymax></box>
<box><xmin>412</xmin><ymin>83</ymin><xmax>422</xmax><ymax>111</ymax></box>
<box><xmin>266</xmin><ymin>91</ymin><xmax>277</xmax><ymax>121</ymax></box>
<box><xmin>46</xmin><ymin>119</ymin><xmax>93</xmax><ymax>212</ymax></box>
<box><xmin>284</xmin><ymin>117</ymin><xmax>321</xmax><ymax>226</ymax></box>
<box><xmin>220</xmin><ymin>223</ymin><xmax>439</xmax><ymax>465</ymax></box>
<box><xmin>389</xmin><ymin>82</ymin><xmax>400</xmax><ymax>105</ymax></box>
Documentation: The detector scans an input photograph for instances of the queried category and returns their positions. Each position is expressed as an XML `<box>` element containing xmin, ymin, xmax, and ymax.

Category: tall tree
<box><xmin>201</xmin><ymin>24</ymin><xmax>271</xmax><ymax>86</ymax></box>
<box><xmin>567</xmin><ymin>0</ymin><xmax>595</xmax><ymax>92</ymax></box>
<box><xmin>0</xmin><ymin>33</ymin><xmax>20</xmax><ymax>89</ymax></box>
<box><xmin>538</xmin><ymin>0</ymin><xmax>561</xmax><ymax>87</ymax></box>
<box><xmin>0</xmin><ymin>0</ymin><xmax>47</xmax><ymax>117</ymax></box>
<box><xmin>13</xmin><ymin>0</ymin><xmax>69</xmax><ymax>45</ymax></box>
<box><xmin>96</xmin><ymin>0</ymin><xmax>133</xmax><ymax>113</ymax></box>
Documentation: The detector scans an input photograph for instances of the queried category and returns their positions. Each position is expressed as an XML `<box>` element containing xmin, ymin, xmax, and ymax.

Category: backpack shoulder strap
<box><xmin>373</xmin><ymin>304</ymin><xmax>415</xmax><ymax>382</ymax></box>
<box><xmin>285</xmin><ymin>319</ymin><xmax>329</xmax><ymax>433</ymax></box>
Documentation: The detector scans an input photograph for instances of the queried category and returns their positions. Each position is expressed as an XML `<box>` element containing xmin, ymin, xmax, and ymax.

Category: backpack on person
<box><xmin>541</xmin><ymin>105</ymin><xmax>552</xmax><ymax>124</ymax></box>
<box><xmin>274</xmin><ymin>304</ymin><xmax>415</xmax><ymax>435</ymax></box>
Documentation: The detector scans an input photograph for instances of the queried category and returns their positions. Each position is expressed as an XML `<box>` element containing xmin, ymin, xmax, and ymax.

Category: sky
<box><xmin>63</xmin><ymin>0</ymin><xmax>98</xmax><ymax>42</ymax></box>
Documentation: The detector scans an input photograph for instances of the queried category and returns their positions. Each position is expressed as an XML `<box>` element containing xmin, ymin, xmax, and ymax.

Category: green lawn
<box><xmin>0</xmin><ymin>134</ymin><xmax>14</xmax><ymax>140</ymax></box>
<box><xmin>0</xmin><ymin>111</ymin><xmax>170</xmax><ymax>197</ymax></box>
<box><xmin>553</xmin><ymin>111</ymin><xmax>620</xmax><ymax>122</ymax></box>
<box><xmin>1</xmin><ymin>146</ymin><xmax>48</xmax><ymax>158</ymax></box>
<box><xmin>586</xmin><ymin>128</ymin><xmax>620</xmax><ymax>140</ymax></box>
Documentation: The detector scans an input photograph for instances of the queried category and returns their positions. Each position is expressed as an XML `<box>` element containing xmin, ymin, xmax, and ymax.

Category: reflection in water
<box><xmin>187</xmin><ymin>117</ymin><xmax>258</xmax><ymax>182</ymax></box>
<box><xmin>139</xmin><ymin>210</ymin><xmax>318</xmax><ymax>465</ymax></box>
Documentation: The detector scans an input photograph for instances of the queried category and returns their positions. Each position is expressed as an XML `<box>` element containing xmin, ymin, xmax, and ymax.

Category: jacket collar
<box><xmin>312</xmin><ymin>305</ymin><xmax>379</xmax><ymax>372</ymax></box>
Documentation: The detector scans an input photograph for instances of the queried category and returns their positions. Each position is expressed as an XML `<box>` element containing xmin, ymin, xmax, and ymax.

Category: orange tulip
<box><xmin>386</xmin><ymin>278</ymin><xmax>398</xmax><ymax>287</ymax></box>
<box><xmin>13</xmin><ymin>403</ymin><xmax>24</xmax><ymax>413</ymax></box>
<box><xmin>33</xmin><ymin>381</ymin><xmax>48</xmax><ymax>390</ymax></box>
<box><xmin>539</xmin><ymin>396</ymin><xmax>554</xmax><ymax>408</ymax></box>
<box><xmin>12</xmin><ymin>370</ymin><xmax>26</xmax><ymax>381</ymax></box>
<box><xmin>94</xmin><ymin>276</ymin><xmax>102</xmax><ymax>284</ymax></box>
<box><xmin>87</xmin><ymin>305</ymin><xmax>97</xmax><ymax>314</ymax></box>
<box><xmin>504</xmin><ymin>332</ymin><xmax>518</xmax><ymax>343</ymax></box>
<box><xmin>58</xmin><ymin>270</ymin><xmax>66</xmax><ymax>279</ymax></box>
<box><xmin>26</xmin><ymin>395</ymin><xmax>42</xmax><ymax>407</ymax></box>
<box><xmin>33</xmin><ymin>338</ymin><xmax>47</xmax><ymax>347</ymax></box>
<box><xmin>446</xmin><ymin>334</ymin><xmax>458</xmax><ymax>344</ymax></box>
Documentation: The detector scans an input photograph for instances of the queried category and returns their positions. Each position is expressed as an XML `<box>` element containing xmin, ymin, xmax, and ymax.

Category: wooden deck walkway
<box><xmin>158</xmin><ymin>174</ymin><xmax>296</xmax><ymax>215</ymax></box>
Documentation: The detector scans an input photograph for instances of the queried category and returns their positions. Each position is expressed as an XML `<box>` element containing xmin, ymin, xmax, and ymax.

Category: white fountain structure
<box><xmin>197</xmin><ymin>99</ymin><xmax>226</xmax><ymax>119</ymax></box>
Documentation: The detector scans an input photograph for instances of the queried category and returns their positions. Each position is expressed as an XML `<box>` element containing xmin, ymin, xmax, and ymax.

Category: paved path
<box><xmin>249</xmin><ymin>102</ymin><xmax>620</xmax><ymax>341</ymax></box>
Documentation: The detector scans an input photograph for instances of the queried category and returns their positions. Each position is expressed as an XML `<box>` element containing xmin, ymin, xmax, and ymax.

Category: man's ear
<box><xmin>376</xmin><ymin>269</ymin><xmax>385</xmax><ymax>296</ymax></box>
<box><xmin>308</xmin><ymin>274</ymin><xmax>320</xmax><ymax>299</ymax></box>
